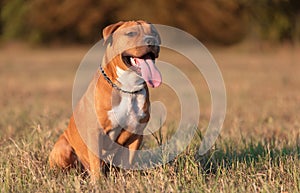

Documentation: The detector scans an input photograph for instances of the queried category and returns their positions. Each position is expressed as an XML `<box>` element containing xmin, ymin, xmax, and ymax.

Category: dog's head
<box><xmin>102</xmin><ymin>20</ymin><xmax>161</xmax><ymax>88</ymax></box>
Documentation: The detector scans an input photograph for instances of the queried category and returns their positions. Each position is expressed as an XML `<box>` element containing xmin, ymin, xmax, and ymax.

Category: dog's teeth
<box><xmin>130</xmin><ymin>57</ymin><xmax>136</xmax><ymax>66</ymax></box>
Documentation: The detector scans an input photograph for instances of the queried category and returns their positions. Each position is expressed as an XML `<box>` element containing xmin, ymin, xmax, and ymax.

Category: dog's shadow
<box><xmin>52</xmin><ymin>138</ymin><xmax>299</xmax><ymax>182</ymax></box>
<box><xmin>194</xmin><ymin>139</ymin><xmax>300</xmax><ymax>175</ymax></box>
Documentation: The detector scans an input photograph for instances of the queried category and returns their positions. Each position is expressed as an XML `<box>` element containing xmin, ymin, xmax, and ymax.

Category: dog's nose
<box><xmin>144</xmin><ymin>36</ymin><xmax>158</xmax><ymax>47</ymax></box>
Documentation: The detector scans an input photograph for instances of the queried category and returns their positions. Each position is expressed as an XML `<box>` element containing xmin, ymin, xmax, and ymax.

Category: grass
<box><xmin>0</xmin><ymin>42</ymin><xmax>300</xmax><ymax>192</ymax></box>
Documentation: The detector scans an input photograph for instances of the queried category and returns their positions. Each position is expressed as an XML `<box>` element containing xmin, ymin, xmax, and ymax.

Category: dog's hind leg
<box><xmin>49</xmin><ymin>134</ymin><xmax>77</xmax><ymax>169</ymax></box>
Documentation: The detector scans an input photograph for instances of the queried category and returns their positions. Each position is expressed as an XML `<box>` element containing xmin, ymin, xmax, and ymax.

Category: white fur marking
<box><xmin>107</xmin><ymin>89</ymin><xmax>147</xmax><ymax>138</ymax></box>
<box><xmin>116</xmin><ymin>66</ymin><xmax>145</xmax><ymax>92</ymax></box>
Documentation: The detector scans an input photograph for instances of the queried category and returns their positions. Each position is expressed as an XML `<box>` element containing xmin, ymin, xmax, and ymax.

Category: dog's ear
<box><xmin>102</xmin><ymin>21</ymin><xmax>125</xmax><ymax>45</ymax></box>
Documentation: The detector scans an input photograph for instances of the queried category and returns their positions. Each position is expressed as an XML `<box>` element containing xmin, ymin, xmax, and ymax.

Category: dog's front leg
<box><xmin>126</xmin><ymin>135</ymin><xmax>143</xmax><ymax>165</ymax></box>
<box><xmin>87</xmin><ymin>129</ymin><xmax>102</xmax><ymax>183</ymax></box>
<box><xmin>114</xmin><ymin>131</ymin><xmax>143</xmax><ymax>167</ymax></box>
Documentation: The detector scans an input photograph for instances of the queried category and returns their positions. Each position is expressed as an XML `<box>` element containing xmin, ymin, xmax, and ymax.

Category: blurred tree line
<box><xmin>0</xmin><ymin>0</ymin><xmax>299</xmax><ymax>45</ymax></box>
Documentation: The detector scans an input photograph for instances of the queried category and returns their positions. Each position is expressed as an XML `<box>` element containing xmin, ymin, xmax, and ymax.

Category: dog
<box><xmin>49</xmin><ymin>20</ymin><xmax>162</xmax><ymax>181</ymax></box>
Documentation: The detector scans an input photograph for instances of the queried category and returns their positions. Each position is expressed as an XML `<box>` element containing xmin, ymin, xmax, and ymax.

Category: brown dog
<box><xmin>49</xmin><ymin>20</ymin><xmax>162</xmax><ymax>181</ymax></box>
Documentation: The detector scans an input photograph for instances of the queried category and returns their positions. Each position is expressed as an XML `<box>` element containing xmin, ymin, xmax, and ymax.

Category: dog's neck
<box><xmin>115</xmin><ymin>66</ymin><xmax>145</xmax><ymax>92</ymax></box>
<box><xmin>101</xmin><ymin>56</ymin><xmax>146</xmax><ymax>93</ymax></box>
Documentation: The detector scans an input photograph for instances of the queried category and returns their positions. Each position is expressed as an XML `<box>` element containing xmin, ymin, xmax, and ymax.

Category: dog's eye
<box><xmin>125</xmin><ymin>31</ymin><xmax>137</xmax><ymax>37</ymax></box>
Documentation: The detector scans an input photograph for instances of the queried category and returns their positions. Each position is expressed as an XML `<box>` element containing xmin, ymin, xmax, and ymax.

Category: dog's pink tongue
<box><xmin>135</xmin><ymin>58</ymin><xmax>162</xmax><ymax>88</ymax></box>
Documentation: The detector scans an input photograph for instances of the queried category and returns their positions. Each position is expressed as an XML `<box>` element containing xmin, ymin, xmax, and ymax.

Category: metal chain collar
<box><xmin>99</xmin><ymin>65</ymin><xmax>144</xmax><ymax>94</ymax></box>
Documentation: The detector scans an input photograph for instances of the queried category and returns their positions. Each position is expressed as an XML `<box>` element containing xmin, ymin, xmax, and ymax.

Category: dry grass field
<box><xmin>0</xmin><ymin>42</ymin><xmax>299</xmax><ymax>192</ymax></box>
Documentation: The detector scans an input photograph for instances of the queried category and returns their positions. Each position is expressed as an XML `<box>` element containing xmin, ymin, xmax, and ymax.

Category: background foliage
<box><xmin>1</xmin><ymin>0</ymin><xmax>300</xmax><ymax>44</ymax></box>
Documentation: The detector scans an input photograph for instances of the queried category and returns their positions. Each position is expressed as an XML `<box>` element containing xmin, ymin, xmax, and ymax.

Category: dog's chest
<box><xmin>107</xmin><ymin>89</ymin><xmax>147</xmax><ymax>131</ymax></box>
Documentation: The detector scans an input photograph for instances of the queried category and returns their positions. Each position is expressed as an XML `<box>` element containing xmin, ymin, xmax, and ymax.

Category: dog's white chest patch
<box><xmin>107</xmin><ymin>89</ymin><xmax>147</xmax><ymax>140</ymax></box>
<box><xmin>116</xmin><ymin>67</ymin><xmax>145</xmax><ymax>92</ymax></box>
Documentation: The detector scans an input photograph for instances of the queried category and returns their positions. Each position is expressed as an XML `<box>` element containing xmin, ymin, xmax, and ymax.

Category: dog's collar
<box><xmin>99</xmin><ymin>65</ymin><xmax>145</xmax><ymax>94</ymax></box>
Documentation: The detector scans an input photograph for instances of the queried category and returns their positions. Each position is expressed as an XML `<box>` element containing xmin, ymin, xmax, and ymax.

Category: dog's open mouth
<box><xmin>122</xmin><ymin>52</ymin><xmax>155</xmax><ymax>74</ymax></box>
<box><xmin>122</xmin><ymin>52</ymin><xmax>162</xmax><ymax>88</ymax></box>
